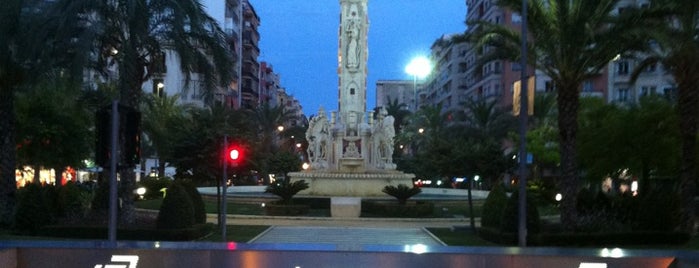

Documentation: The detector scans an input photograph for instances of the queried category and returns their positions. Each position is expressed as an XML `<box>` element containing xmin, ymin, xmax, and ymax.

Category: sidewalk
<box><xmin>212</xmin><ymin>214</ymin><xmax>475</xmax><ymax>228</ymax></box>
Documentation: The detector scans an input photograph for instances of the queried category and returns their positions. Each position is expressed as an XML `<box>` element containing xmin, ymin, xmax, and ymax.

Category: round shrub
<box><xmin>14</xmin><ymin>183</ymin><xmax>53</xmax><ymax>234</ymax></box>
<box><xmin>91</xmin><ymin>181</ymin><xmax>110</xmax><ymax>210</ymax></box>
<box><xmin>481</xmin><ymin>183</ymin><xmax>508</xmax><ymax>228</ymax></box>
<box><xmin>176</xmin><ymin>180</ymin><xmax>206</xmax><ymax>224</ymax></box>
<box><xmin>157</xmin><ymin>183</ymin><xmax>195</xmax><ymax>229</ymax></box>
<box><xmin>636</xmin><ymin>188</ymin><xmax>681</xmax><ymax>231</ymax></box>
<box><xmin>58</xmin><ymin>181</ymin><xmax>92</xmax><ymax>219</ymax></box>
<box><xmin>500</xmin><ymin>190</ymin><xmax>541</xmax><ymax>234</ymax></box>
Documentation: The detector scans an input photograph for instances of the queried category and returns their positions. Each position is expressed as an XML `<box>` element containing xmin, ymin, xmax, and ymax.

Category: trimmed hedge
<box><xmin>478</xmin><ymin>227</ymin><xmax>690</xmax><ymax>246</ymax></box>
<box><xmin>481</xmin><ymin>184</ymin><xmax>507</xmax><ymax>228</ymax></box>
<box><xmin>40</xmin><ymin>223</ymin><xmax>214</xmax><ymax>241</ymax></box>
<box><xmin>177</xmin><ymin>181</ymin><xmax>207</xmax><ymax>224</ymax></box>
<box><xmin>362</xmin><ymin>200</ymin><xmax>434</xmax><ymax>218</ymax></box>
<box><xmin>157</xmin><ymin>183</ymin><xmax>195</xmax><ymax>229</ymax></box>
<box><xmin>500</xmin><ymin>190</ymin><xmax>541</xmax><ymax>234</ymax></box>
<box><xmin>14</xmin><ymin>183</ymin><xmax>53</xmax><ymax>234</ymax></box>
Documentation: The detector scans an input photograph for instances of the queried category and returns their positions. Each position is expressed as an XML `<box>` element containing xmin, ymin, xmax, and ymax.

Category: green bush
<box><xmin>265</xmin><ymin>179</ymin><xmax>309</xmax><ymax>204</ymax></box>
<box><xmin>480</xmin><ymin>183</ymin><xmax>508</xmax><ymax>228</ymax></box>
<box><xmin>40</xmin><ymin>223</ymin><xmax>214</xmax><ymax>241</ymax></box>
<box><xmin>138</xmin><ymin>177</ymin><xmax>172</xmax><ymax>200</ymax></box>
<box><xmin>500</xmin><ymin>190</ymin><xmax>541</xmax><ymax>234</ymax></box>
<box><xmin>14</xmin><ymin>183</ymin><xmax>53</xmax><ymax>234</ymax></box>
<box><xmin>157</xmin><ymin>183</ymin><xmax>195</xmax><ymax>229</ymax></box>
<box><xmin>362</xmin><ymin>200</ymin><xmax>434</xmax><ymax>217</ymax></box>
<box><xmin>381</xmin><ymin>184</ymin><xmax>421</xmax><ymax>205</ymax></box>
<box><xmin>57</xmin><ymin>182</ymin><xmax>93</xmax><ymax>219</ymax></box>
<box><xmin>176</xmin><ymin>180</ymin><xmax>206</xmax><ymax>224</ymax></box>
<box><xmin>635</xmin><ymin>188</ymin><xmax>681</xmax><ymax>231</ymax></box>
<box><xmin>91</xmin><ymin>181</ymin><xmax>110</xmax><ymax>211</ymax></box>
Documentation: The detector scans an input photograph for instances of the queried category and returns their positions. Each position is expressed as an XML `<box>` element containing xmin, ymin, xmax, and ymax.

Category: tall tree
<box><xmin>0</xmin><ymin>0</ymin><xmax>72</xmax><ymax>226</ymax></box>
<box><xmin>578</xmin><ymin>96</ymin><xmax>679</xmax><ymax>188</ymax></box>
<box><xmin>471</xmin><ymin>0</ymin><xmax>650</xmax><ymax>228</ymax></box>
<box><xmin>55</xmin><ymin>0</ymin><xmax>234</xmax><ymax>224</ymax></box>
<box><xmin>248</xmin><ymin>104</ymin><xmax>294</xmax><ymax>179</ymax></box>
<box><xmin>629</xmin><ymin>0</ymin><xmax>699</xmax><ymax>232</ymax></box>
<box><xmin>141</xmin><ymin>93</ymin><xmax>191</xmax><ymax>177</ymax></box>
<box><xmin>15</xmin><ymin>73</ymin><xmax>93</xmax><ymax>184</ymax></box>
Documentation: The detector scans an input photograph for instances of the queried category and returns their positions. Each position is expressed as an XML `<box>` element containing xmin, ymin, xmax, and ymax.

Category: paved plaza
<box><xmin>249</xmin><ymin>226</ymin><xmax>445</xmax><ymax>251</ymax></box>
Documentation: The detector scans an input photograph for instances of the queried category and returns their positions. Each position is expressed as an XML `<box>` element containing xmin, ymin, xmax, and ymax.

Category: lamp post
<box><xmin>405</xmin><ymin>56</ymin><xmax>432</xmax><ymax>111</ymax></box>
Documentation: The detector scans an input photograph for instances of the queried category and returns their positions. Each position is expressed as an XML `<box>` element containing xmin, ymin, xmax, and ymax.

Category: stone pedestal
<box><xmin>331</xmin><ymin>197</ymin><xmax>361</xmax><ymax>218</ymax></box>
<box><xmin>288</xmin><ymin>171</ymin><xmax>414</xmax><ymax>197</ymax></box>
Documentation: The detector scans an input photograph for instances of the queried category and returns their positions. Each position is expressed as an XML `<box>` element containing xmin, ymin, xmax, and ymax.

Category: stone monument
<box><xmin>288</xmin><ymin>0</ymin><xmax>414</xmax><ymax>198</ymax></box>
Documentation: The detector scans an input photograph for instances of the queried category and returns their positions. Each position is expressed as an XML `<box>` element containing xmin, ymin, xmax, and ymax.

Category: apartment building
<box><xmin>375</xmin><ymin>80</ymin><xmax>415</xmax><ymax>112</ymax></box>
<box><xmin>422</xmin><ymin>34</ymin><xmax>470</xmax><ymax>116</ymax></box>
<box><xmin>141</xmin><ymin>0</ymin><xmax>244</xmax><ymax>108</ymax></box>
<box><xmin>240</xmin><ymin>0</ymin><xmax>262</xmax><ymax>109</ymax></box>
<box><xmin>608</xmin><ymin>0</ymin><xmax>676</xmax><ymax>104</ymax></box>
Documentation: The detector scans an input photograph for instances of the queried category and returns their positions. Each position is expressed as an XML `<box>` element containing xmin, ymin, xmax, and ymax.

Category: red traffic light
<box><xmin>229</xmin><ymin>148</ymin><xmax>240</xmax><ymax>160</ymax></box>
<box><xmin>227</xmin><ymin>146</ymin><xmax>243</xmax><ymax>165</ymax></box>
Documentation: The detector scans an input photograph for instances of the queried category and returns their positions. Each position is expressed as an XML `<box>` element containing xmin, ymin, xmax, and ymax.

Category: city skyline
<box><xmin>205</xmin><ymin>0</ymin><xmax>467</xmax><ymax>117</ymax></box>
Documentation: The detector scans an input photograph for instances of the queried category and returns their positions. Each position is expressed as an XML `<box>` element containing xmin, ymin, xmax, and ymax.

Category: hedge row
<box><xmin>478</xmin><ymin>226</ymin><xmax>690</xmax><ymax>246</ymax></box>
<box><xmin>40</xmin><ymin>223</ymin><xmax>214</xmax><ymax>241</ymax></box>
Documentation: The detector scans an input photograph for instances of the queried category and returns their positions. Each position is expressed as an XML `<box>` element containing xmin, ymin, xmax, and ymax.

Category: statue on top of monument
<box><xmin>371</xmin><ymin>107</ymin><xmax>397</xmax><ymax>169</ymax></box>
<box><xmin>345</xmin><ymin>4</ymin><xmax>360</xmax><ymax>70</ymax></box>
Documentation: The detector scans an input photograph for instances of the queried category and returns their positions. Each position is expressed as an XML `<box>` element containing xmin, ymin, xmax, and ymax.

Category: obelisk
<box><xmin>289</xmin><ymin>0</ymin><xmax>414</xmax><ymax>198</ymax></box>
<box><xmin>338</xmin><ymin>0</ymin><xmax>368</xmax><ymax>125</ymax></box>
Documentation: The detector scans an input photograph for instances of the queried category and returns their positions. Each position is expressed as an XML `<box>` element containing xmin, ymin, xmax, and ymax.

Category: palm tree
<box><xmin>470</xmin><ymin>0</ymin><xmax>650</xmax><ymax>228</ymax></box>
<box><xmin>0</xmin><ymin>0</ymin><xmax>74</xmax><ymax>226</ymax></box>
<box><xmin>382</xmin><ymin>97</ymin><xmax>412</xmax><ymax>133</ymax></box>
<box><xmin>248</xmin><ymin>104</ymin><xmax>295</xmax><ymax>180</ymax></box>
<box><xmin>461</xmin><ymin>98</ymin><xmax>516</xmax><ymax>141</ymax></box>
<box><xmin>54</xmin><ymin>0</ymin><xmax>234</xmax><ymax>224</ymax></box>
<box><xmin>628</xmin><ymin>0</ymin><xmax>699</xmax><ymax>231</ymax></box>
<box><xmin>141</xmin><ymin>93</ymin><xmax>191</xmax><ymax>178</ymax></box>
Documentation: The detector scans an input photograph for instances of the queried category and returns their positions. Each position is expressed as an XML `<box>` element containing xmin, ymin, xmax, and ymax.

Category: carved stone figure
<box><xmin>345</xmin><ymin>4</ymin><xmax>360</xmax><ymax>70</ymax></box>
<box><xmin>307</xmin><ymin>108</ymin><xmax>330</xmax><ymax>168</ymax></box>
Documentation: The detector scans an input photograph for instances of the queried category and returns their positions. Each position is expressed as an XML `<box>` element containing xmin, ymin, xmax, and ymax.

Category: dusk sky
<box><xmin>205</xmin><ymin>1</ymin><xmax>467</xmax><ymax>116</ymax></box>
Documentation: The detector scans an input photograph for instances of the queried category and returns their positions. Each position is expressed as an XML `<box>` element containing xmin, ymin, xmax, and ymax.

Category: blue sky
<box><xmin>205</xmin><ymin>1</ymin><xmax>467</xmax><ymax>116</ymax></box>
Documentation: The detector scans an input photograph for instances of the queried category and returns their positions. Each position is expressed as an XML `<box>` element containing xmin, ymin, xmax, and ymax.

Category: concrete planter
<box><xmin>331</xmin><ymin>197</ymin><xmax>362</xmax><ymax>218</ymax></box>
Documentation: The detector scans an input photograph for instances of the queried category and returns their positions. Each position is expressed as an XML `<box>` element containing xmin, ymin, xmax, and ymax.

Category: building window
<box><xmin>616</xmin><ymin>61</ymin><xmax>629</xmax><ymax>75</ymax></box>
<box><xmin>641</xmin><ymin>86</ymin><xmax>657</xmax><ymax>96</ymax></box>
<box><xmin>545</xmin><ymin>80</ymin><xmax>555</xmax><ymax>92</ymax></box>
<box><xmin>350</xmin><ymin>88</ymin><xmax>355</xmax><ymax>95</ymax></box>
<box><xmin>645</xmin><ymin>63</ymin><xmax>657</xmax><ymax>73</ymax></box>
<box><xmin>617</xmin><ymin>88</ymin><xmax>629</xmax><ymax>102</ymax></box>
<box><xmin>582</xmin><ymin>80</ymin><xmax>593</xmax><ymax>92</ymax></box>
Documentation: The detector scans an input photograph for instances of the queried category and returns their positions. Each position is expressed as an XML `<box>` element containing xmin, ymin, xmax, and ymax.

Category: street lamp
<box><xmin>405</xmin><ymin>56</ymin><xmax>432</xmax><ymax>111</ymax></box>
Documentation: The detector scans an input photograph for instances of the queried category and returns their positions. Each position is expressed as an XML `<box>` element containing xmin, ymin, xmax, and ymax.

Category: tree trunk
<box><xmin>675</xmin><ymin>65</ymin><xmax>699</xmax><ymax>233</ymax></box>
<box><xmin>33</xmin><ymin>165</ymin><xmax>41</xmax><ymax>184</ymax></box>
<box><xmin>0</xmin><ymin>87</ymin><xmax>17</xmax><ymax>227</ymax></box>
<box><xmin>556</xmin><ymin>83</ymin><xmax>581</xmax><ymax>230</ymax></box>
<box><xmin>116</xmin><ymin>41</ymin><xmax>146</xmax><ymax>226</ymax></box>
<box><xmin>158</xmin><ymin>158</ymin><xmax>166</xmax><ymax>178</ymax></box>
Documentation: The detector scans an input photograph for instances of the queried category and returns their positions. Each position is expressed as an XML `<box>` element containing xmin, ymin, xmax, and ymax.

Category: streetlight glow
<box><xmin>405</xmin><ymin>56</ymin><xmax>432</xmax><ymax>79</ymax></box>
<box><xmin>405</xmin><ymin>56</ymin><xmax>432</xmax><ymax>111</ymax></box>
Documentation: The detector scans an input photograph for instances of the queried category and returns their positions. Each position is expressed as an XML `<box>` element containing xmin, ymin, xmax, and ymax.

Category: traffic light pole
<box><xmin>108</xmin><ymin>100</ymin><xmax>119</xmax><ymax>243</ymax></box>
<box><xmin>221</xmin><ymin>135</ymin><xmax>228</xmax><ymax>241</ymax></box>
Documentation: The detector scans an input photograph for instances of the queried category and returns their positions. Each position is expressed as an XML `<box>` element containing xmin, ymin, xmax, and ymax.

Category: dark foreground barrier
<box><xmin>0</xmin><ymin>240</ymin><xmax>695</xmax><ymax>268</ymax></box>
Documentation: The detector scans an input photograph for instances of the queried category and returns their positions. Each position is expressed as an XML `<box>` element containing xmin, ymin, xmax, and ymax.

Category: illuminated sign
<box><xmin>94</xmin><ymin>255</ymin><xmax>139</xmax><ymax>268</ymax></box>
